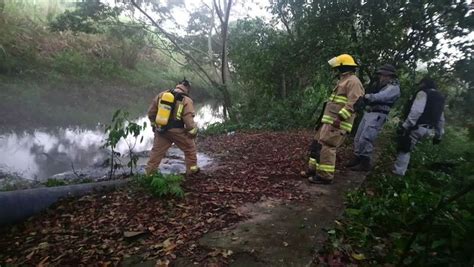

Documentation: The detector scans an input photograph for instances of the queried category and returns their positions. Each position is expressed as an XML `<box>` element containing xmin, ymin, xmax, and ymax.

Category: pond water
<box><xmin>0</xmin><ymin>104</ymin><xmax>223</xmax><ymax>184</ymax></box>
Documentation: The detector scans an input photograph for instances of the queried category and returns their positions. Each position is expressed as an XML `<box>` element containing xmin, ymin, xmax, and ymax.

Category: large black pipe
<box><xmin>0</xmin><ymin>179</ymin><xmax>130</xmax><ymax>226</ymax></box>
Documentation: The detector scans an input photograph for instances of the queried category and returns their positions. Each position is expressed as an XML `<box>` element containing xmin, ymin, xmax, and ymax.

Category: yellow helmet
<box><xmin>328</xmin><ymin>54</ymin><xmax>358</xmax><ymax>68</ymax></box>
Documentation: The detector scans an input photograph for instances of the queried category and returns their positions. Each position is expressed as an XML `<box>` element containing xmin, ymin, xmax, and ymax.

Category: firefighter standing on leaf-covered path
<box><xmin>393</xmin><ymin>77</ymin><xmax>445</xmax><ymax>176</ymax></box>
<box><xmin>302</xmin><ymin>54</ymin><xmax>365</xmax><ymax>184</ymax></box>
<box><xmin>145</xmin><ymin>79</ymin><xmax>200</xmax><ymax>176</ymax></box>
<box><xmin>346</xmin><ymin>64</ymin><xmax>401</xmax><ymax>171</ymax></box>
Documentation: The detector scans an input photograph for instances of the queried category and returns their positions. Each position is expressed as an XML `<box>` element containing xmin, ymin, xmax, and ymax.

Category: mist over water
<box><xmin>0</xmin><ymin>104</ymin><xmax>223</xmax><ymax>181</ymax></box>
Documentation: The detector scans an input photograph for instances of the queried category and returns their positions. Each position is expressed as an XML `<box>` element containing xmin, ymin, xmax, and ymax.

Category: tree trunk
<box><xmin>215</xmin><ymin>0</ymin><xmax>233</xmax><ymax>119</ymax></box>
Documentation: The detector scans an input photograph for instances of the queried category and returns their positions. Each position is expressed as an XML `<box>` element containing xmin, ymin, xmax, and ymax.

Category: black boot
<box><xmin>350</xmin><ymin>156</ymin><xmax>372</xmax><ymax>171</ymax></box>
<box><xmin>308</xmin><ymin>175</ymin><xmax>333</xmax><ymax>184</ymax></box>
<box><xmin>300</xmin><ymin>169</ymin><xmax>316</xmax><ymax>178</ymax></box>
<box><xmin>345</xmin><ymin>155</ymin><xmax>361</xmax><ymax>168</ymax></box>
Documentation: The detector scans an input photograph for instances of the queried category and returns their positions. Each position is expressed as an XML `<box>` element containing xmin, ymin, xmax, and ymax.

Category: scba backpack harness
<box><xmin>155</xmin><ymin>89</ymin><xmax>188</xmax><ymax>133</ymax></box>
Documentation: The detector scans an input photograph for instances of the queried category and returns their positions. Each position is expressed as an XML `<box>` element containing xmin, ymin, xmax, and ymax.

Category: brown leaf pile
<box><xmin>0</xmin><ymin>131</ymin><xmax>315</xmax><ymax>266</ymax></box>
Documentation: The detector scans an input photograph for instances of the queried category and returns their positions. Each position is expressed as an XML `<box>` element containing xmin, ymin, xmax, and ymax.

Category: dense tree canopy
<box><xmin>229</xmin><ymin>0</ymin><xmax>473</xmax><ymax>100</ymax></box>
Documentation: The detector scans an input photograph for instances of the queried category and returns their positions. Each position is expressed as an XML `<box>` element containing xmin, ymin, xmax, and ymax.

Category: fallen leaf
<box><xmin>156</xmin><ymin>259</ymin><xmax>170</xmax><ymax>267</ymax></box>
<box><xmin>25</xmin><ymin>251</ymin><xmax>35</xmax><ymax>260</ymax></box>
<box><xmin>37</xmin><ymin>242</ymin><xmax>49</xmax><ymax>250</ymax></box>
<box><xmin>37</xmin><ymin>256</ymin><xmax>49</xmax><ymax>267</ymax></box>
<box><xmin>351</xmin><ymin>252</ymin><xmax>366</xmax><ymax>261</ymax></box>
<box><xmin>162</xmin><ymin>238</ymin><xmax>172</xmax><ymax>248</ymax></box>
<box><xmin>222</xmin><ymin>250</ymin><xmax>233</xmax><ymax>258</ymax></box>
<box><xmin>123</xmin><ymin>231</ymin><xmax>146</xmax><ymax>238</ymax></box>
<box><xmin>162</xmin><ymin>238</ymin><xmax>177</xmax><ymax>253</ymax></box>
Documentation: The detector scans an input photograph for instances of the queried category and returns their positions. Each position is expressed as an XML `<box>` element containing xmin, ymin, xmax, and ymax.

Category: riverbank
<box><xmin>0</xmin><ymin>130</ymin><xmax>365</xmax><ymax>266</ymax></box>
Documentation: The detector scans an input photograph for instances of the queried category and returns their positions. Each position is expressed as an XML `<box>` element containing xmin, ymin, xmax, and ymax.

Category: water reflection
<box><xmin>0</xmin><ymin>104</ymin><xmax>222</xmax><ymax>181</ymax></box>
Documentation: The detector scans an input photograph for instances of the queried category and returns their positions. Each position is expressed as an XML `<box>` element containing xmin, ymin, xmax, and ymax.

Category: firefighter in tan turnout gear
<box><xmin>145</xmin><ymin>79</ymin><xmax>200</xmax><ymax>175</ymax></box>
<box><xmin>302</xmin><ymin>54</ymin><xmax>365</xmax><ymax>184</ymax></box>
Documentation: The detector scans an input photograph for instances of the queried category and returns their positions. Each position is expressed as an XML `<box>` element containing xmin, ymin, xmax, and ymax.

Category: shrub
<box><xmin>321</xmin><ymin>127</ymin><xmax>474</xmax><ymax>266</ymax></box>
<box><xmin>44</xmin><ymin>178</ymin><xmax>66</xmax><ymax>187</ymax></box>
<box><xmin>136</xmin><ymin>173</ymin><xmax>184</xmax><ymax>198</ymax></box>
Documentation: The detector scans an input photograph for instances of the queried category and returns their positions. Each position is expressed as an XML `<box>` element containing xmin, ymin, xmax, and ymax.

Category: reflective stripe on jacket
<box><xmin>321</xmin><ymin>72</ymin><xmax>365</xmax><ymax>132</ymax></box>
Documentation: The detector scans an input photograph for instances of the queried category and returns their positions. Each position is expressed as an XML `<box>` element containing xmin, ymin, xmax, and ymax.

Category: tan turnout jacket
<box><xmin>321</xmin><ymin>72</ymin><xmax>365</xmax><ymax>133</ymax></box>
<box><xmin>147</xmin><ymin>84</ymin><xmax>197</xmax><ymax>131</ymax></box>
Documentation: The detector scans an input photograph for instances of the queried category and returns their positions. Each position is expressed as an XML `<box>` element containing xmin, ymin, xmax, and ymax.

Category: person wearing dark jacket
<box><xmin>393</xmin><ymin>77</ymin><xmax>445</xmax><ymax>176</ymax></box>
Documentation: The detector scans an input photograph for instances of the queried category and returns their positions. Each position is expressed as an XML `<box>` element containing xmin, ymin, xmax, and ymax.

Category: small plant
<box><xmin>44</xmin><ymin>178</ymin><xmax>66</xmax><ymax>187</ymax></box>
<box><xmin>103</xmin><ymin>109</ymin><xmax>146</xmax><ymax>178</ymax></box>
<box><xmin>136</xmin><ymin>173</ymin><xmax>184</xmax><ymax>198</ymax></box>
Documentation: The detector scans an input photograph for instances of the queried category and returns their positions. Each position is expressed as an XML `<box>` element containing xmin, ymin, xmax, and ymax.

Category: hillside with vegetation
<box><xmin>0</xmin><ymin>1</ymin><xmax>209</xmax><ymax>129</ymax></box>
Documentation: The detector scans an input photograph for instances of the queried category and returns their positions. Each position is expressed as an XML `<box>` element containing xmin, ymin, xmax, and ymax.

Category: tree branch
<box><xmin>131</xmin><ymin>0</ymin><xmax>219</xmax><ymax>87</ymax></box>
<box><xmin>220</xmin><ymin>0</ymin><xmax>232</xmax><ymax>85</ymax></box>
<box><xmin>213</xmin><ymin>0</ymin><xmax>225</xmax><ymax>24</ymax></box>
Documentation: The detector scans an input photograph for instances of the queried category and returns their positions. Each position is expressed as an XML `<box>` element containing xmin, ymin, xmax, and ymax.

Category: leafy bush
<box><xmin>322</xmin><ymin>127</ymin><xmax>474</xmax><ymax>266</ymax></box>
<box><xmin>136</xmin><ymin>173</ymin><xmax>184</xmax><ymax>198</ymax></box>
<box><xmin>44</xmin><ymin>178</ymin><xmax>66</xmax><ymax>187</ymax></box>
<box><xmin>49</xmin><ymin>2</ymin><xmax>121</xmax><ymax>34</ymax></box>
<box><xmin>204</xmin><ymin>84</ymin><xmax>330</xmax><ymax>134</ymax></box>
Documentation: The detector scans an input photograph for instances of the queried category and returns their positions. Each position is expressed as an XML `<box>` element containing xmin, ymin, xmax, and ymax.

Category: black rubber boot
<box><xmin>308</xmin><ymin>175</ymin><xmax>333</xmax><ymax>185</ymax></box>
<box><xmin>345</xmin><ymin>155</ymin><xmax>361</xmax><ymax>168</ymax></box>
<box><xmin>300</xmin><ymin>169</ymin><xmax>316</xmax><ymax>178</ymax></box>
<box><xmin>350</xmin><ymin>156</ymin><xmax>372</xmax><ymax>172</ymax></box>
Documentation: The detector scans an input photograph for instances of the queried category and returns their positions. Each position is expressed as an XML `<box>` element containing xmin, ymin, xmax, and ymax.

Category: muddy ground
<box><xmin>0</xmin><ymin>131</ymin><xmax>368</xmax><ymax>266</ymax></box>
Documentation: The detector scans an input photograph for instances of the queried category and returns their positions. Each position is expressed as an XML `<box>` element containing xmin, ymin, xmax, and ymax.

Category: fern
<box><xmin>137</xmin><ymin>173</ymin><xmax>184</xmax><ymax>198</ymax></box>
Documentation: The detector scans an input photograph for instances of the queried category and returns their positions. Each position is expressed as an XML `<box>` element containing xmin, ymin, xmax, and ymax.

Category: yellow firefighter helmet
<box><xmin>327</xmin><ymin>54</ymin><xmax>358</xmax><ymax>68</ymax></box>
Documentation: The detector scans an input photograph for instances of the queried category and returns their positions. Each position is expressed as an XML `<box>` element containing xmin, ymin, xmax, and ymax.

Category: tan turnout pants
<box><xmin>309</xmin><ymin>124</ymin><xmax>346</xmax><ymax>181</ymax></box>
<box><xmin>145</xmin><ymin>130</ymin><xmax>198</xmax><ymax>175</ymax></box>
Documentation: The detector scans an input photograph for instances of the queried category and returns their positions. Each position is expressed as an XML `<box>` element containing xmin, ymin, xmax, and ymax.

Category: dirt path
<box><xmin>0</xmin><ymin>131</ymin><xmax>368</xmax><ymax>266</ymax></box>
<box><xmin>189</xmin><ymin>131</ymin><xmax>368</xmax><ymax>266</ymax></box>
<box><xmin>195</xmin><ymin>169</ymin><xmax>366</xmax><ymax>267</ymax></box>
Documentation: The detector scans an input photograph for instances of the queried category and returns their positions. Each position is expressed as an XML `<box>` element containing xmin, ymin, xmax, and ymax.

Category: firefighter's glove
<box><xmin>188</xmin><ymin>127</ymin><xmax>198</xmax><ymax>138</ymax></box>
<box><xmin>151</xmin><ymin>125</ymin><xmax>157</xmax><ymax>133</ymax></box>
<box><xmin>432</xmin><ymin>137</ymin><xmax>441</xmax><ymax>145</ymax></box>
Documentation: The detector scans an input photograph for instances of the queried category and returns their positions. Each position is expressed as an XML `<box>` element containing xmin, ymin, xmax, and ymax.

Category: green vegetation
<box><xmin>0</xmin><ymin>2</ymin><xmax>208</xmax><ymax>129</ymax></box>
<box><xmin>135</xmin><ymin>173</ymin><xmax>184</xmax><ymax>198</ymax></box>
<box><xmin>223</xmin><ymin>0</ymin><xmax>472</xmax><ymax>131</ymax></box>
<box><xmin>42</xmin><ymin>178</ymin><xmax>93</xmax><ymax>187</ymax></box>
<box><xmin>321</xmin><ymin>128</ymin><xmax>474</xmax><ymax>265</ymax></box>
<box><xmin>103</xmin><ymin>109</ymin><xmax>146</xmax><ymax>177</ymax></box>
<box><xmin>44</xmin><ymin>178</ymin><xmax>67</xmax><ymax>187</ymax></box>
<box><xmin>1</xmin><ymin>0</ymin><xmax>473</xmax><ymax>264</ymax></box>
